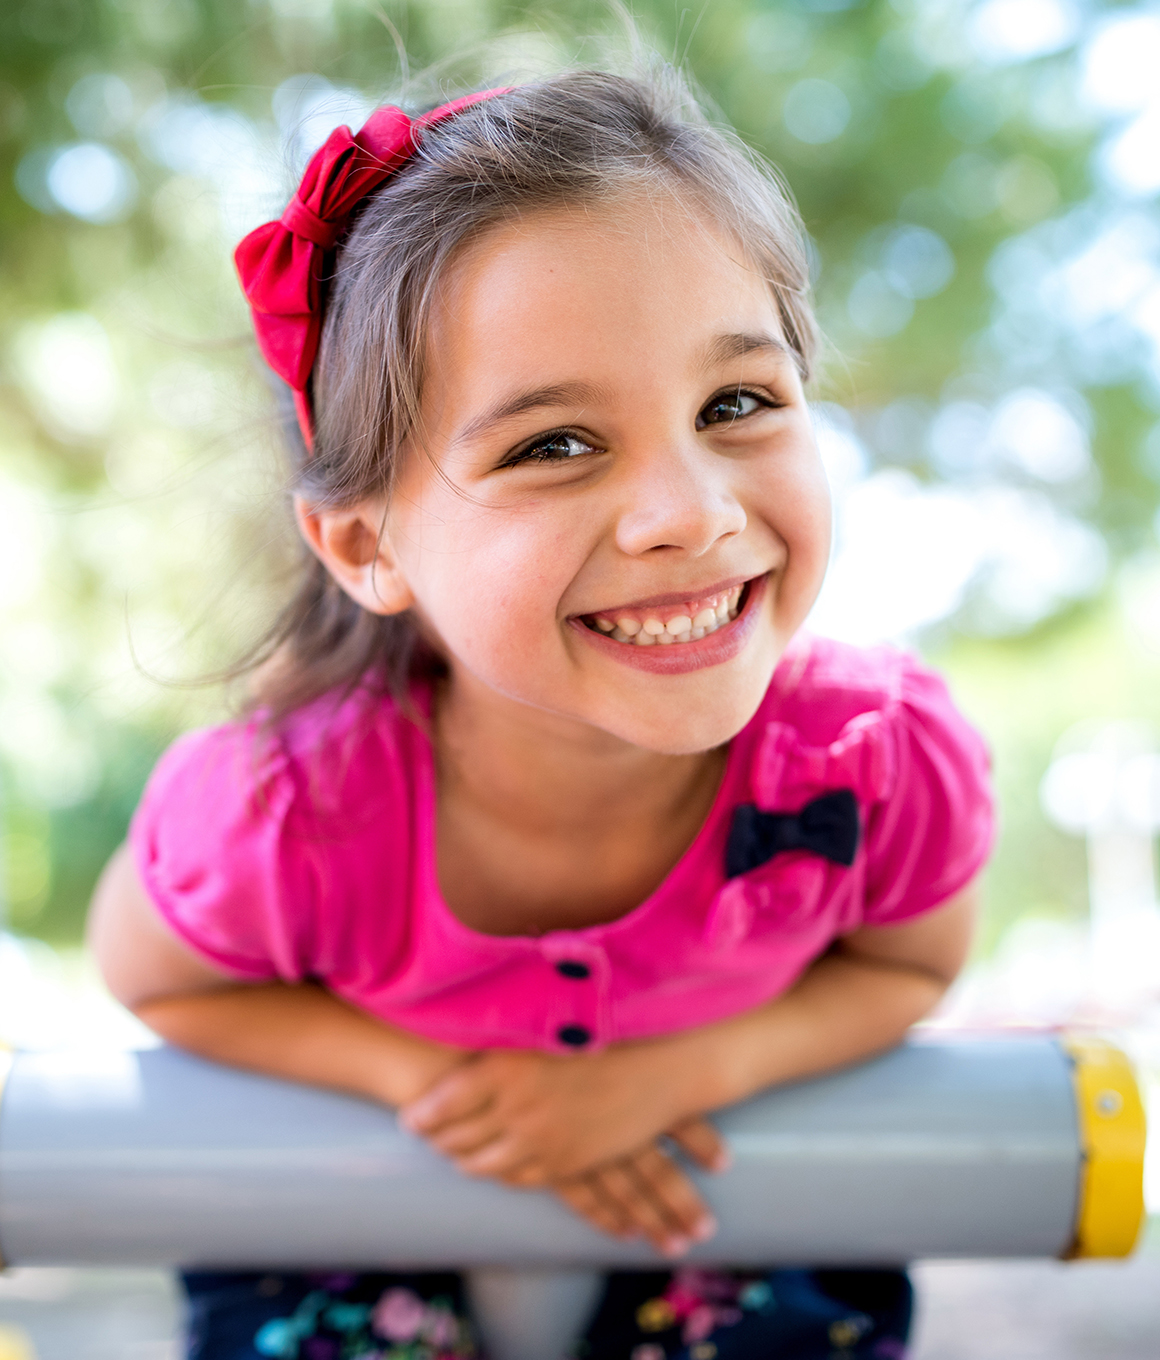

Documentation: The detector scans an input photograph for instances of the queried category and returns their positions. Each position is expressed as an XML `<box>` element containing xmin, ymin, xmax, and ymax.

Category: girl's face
<box><xmin>384</xmin><ymin>195</ymin><xmax>831</xmax><ymax>755</ymax></box>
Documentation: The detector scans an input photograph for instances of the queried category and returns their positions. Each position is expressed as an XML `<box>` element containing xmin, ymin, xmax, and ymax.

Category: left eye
<box><xmin>697</xmin><ymin>392</ymin><xmax>765</xmax><ymax>428</ymax></box>
<box><xmin>506</xmin><ymin>432</ymin><xmax>596</xmax><ymax>466</ymax></box>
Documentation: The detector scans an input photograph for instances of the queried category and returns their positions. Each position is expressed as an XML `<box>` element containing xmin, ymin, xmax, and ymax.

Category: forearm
<box><xmin>135</xmin><ymin>982</ymin><xmax>468</xmax><ymax>1108</ymax></box>
<box><xmin>623</xmin><ymin>949</ymin><xmax>948</xmax><ymax>1121</ymax></box>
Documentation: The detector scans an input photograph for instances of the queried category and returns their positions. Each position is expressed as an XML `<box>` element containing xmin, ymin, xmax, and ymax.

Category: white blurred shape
<box><xmin>1050</xmin><ymin>214</ymin><xmax>1160</xmax><ymax>326</ymax></box>
<box><xmin>810</xmin><ymin>469</ymin><xmax>1106</xmax><ymax>644</ymax></box>
<box><xmin>65</xmin><ymin>73</ymin><xmax>134</xmax><ymax>138</ymax></box>
<box><xmin>1040</xmin><ymin>751</ymin><xmax>1117</xmax><ymax>833</ymax></box>
<box><xmin>1041</xmin><ymin>723</ymin><xmax>1160</xmax><ymax>1007</ymax></box>
<box><xmin>881</xmin><ymin>225</ymin><xmax>955</xmax><ymax>299</ymax></box>
<box><xmin>970</xmin><ymin>489</ymin><xmax>1106</xmax><ymax>631</ymax></box>
<box><xmin>1099</xmin><ymin>107</ymin><xmax>1160</xmax><ymax>199</ymax></box>
<box><xmin>138</xmin><ymin>94</ymin><xmax>282</xmax><ymax>238</ymax></box>
<box><xmin>783</xmin><ymin>79</ymin><xmax>850</xmax><ymax>144</ymax></box>
<box><xmin>272</xmin><ymin>74</ymin><xmax>374</xmax><ymax>171</ymax></box>
<box><xmin>1134</xmin><ymin>283</ymin><xmax>1160</xmax><ymax>370</ymax></box>
<box><xmin>1118</xmin><ymin>754</ymin><xmax>1160</xmax><ymax>833</ymax></box>
<box><xmin>0</xmin><ymin>934</ymin><xmax>156</xmax><ymax>1052</ymax></box>
<box><xmin>872</xmin><ymin>397</ymin><xmax>933</xmax><ymax>463</ymax></box>
<box><xmin>928</xmin><ymin>400</ymin><xmax>990</xmax><ymax>477</ymax></box>
<box><xmin>0</xmin><ymin>475</ymin><xmax>47</xmax><ymax>608</ymax></box>
<box><xmin>847</xmin><ymin>271</ymin><xmax>913</xmax><ymax>338</ymax></box>
<box><xmin>45</xmin><ymin>142</ymin><xmax>137</xmax><ymax>223</ymax></box>
<box><xmin>29</xmin><ymin>1048</ymin><xmax>144</xmax><ymax>1109</ymax></box>
<box><xmin>810</xmin><ymin>470</ymin><xmax>982</xmax><ymax>643</ymax></box>
<box><xmin>16</xmin><ymin>313</ymin><xmax>118</xmax><ymax>439</ymax></box>
<box><xmin>968</xmin><ymin>0</ymin><xmax>1079</xmax><ymax>64</ymax></box>
<box><xmin>147</xmin><ymin>360</ymin><xmax>218</xmax><ymax>428</ymax></box>
<box><xmin>0</xmin><ymin>691</ymin><xmax>100</xmax><ymax>808</ymax></box>
<box><xmin>812</xmin><ymin>403</ymin><xmax>868</xmax><ymax>497</ymax></box>
<box><xmin>1080</xmin><ymin>12</ymin><xmax>1160</xmax><ymax>115</ymax></box>
<box><xmin>988</xmin><ymin>388</ymin><xmax>1090</xmax><ymax>482</ymax></box>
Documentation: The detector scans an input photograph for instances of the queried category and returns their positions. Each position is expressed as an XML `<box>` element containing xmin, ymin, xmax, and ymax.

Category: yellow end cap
<box><xmin>1061</xmin><ymin>1034</ymin><xmax>1147</xmax><ymax>1259</ymax></box>
<box><xmin>0</xmin><ymin>1326</ymin><xmax>37</xmax><ymax>1360</ymax></box>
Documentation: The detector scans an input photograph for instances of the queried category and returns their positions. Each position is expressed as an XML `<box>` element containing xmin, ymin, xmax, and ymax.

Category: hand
<box><xmin>398</xmin><ymin>1045</ymin><xmax>715</xmax><ymax>1184</ymax></box>
<box><xmin>555</xmin><ymin>1121</ymin><xmax>726</xmax><ymax>1257</ymax></box>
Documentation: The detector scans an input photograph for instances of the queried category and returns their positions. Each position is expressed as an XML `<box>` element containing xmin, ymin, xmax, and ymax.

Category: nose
<box><xmin>613</xmin><ymin>440</ymin><xmax>747</xmax><ymax>559</ymax></box>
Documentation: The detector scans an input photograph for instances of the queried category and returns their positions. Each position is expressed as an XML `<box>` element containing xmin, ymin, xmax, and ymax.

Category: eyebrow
<box><xmin>453</xmin><ymin>381</ymin><xmax>610</xmax><ymax>446</ymax></box>
<box><xmin>451</xmin><ymin>333</ymin><xmax>794</xmax><ymax>447</ymax></box>
<box><xmin>702</xmin><ymin>331</ymin><xmax>795</xmax><ymax>367</ymax></box>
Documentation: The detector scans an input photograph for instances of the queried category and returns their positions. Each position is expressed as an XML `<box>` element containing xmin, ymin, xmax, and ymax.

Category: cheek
<box><xmin>761</xmin><ymin>458</ymin><xmax>832</xmax><ymax>622</ymax></box>
<box><xmin>798</xmin><ymin>468</ymin><xmax>833</xmax><ymax>564</ymax></box>
<box><xmin>764</xmin><ymin>455</ymin><xmax>832</xmax><ymax>559</ymax></box>
<box><xmin>401</xmin><ymin>507</ymin><xmax>578</xmax><ymax>660</ymax></box>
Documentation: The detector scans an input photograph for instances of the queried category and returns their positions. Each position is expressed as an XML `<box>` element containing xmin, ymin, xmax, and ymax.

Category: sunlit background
<box><xmin>1</xmin><ymin>2</ymin><xmax>1159</xmax><ymax>1342</ymax></box>
<box><xmin>2</xmin><ymin>0</ymin><xmax>1160</xmax><ymax>1353</ymax></box>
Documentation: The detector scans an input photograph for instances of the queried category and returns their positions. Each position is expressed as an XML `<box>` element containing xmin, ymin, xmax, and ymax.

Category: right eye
<box><xmin>502</xmin><ymin>432</ymin><xmax>600</xmax><ymax>467</ymax></box>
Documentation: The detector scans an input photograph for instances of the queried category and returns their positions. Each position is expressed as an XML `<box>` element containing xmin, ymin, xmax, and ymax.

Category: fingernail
<box><xmin>661</xmin><ymin>1236</ymin><xmax>691</xmax><ymax>1257</ymax></box>
<box><xmin>692</xmin><ymin>1216</ymin><xmax>717</xmax><ymax>1241</ymax></box>
<box><xmin>712</xmin><ymin>1151</ymin><xmax>732</xmax><ymax>1172</ymax></box>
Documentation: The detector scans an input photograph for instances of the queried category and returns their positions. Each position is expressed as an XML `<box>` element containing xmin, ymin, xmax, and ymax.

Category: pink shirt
<box><xmin>131</xmin><ymin>638</ymin><xmax>994</xmax><ymax>1054</ymax></box>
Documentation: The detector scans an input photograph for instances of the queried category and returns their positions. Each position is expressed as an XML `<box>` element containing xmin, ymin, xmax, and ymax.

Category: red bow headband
<box><xmin>235</xmin><ymin>90</ymin><xmax>507</xmax><ymax>450</ymax></box>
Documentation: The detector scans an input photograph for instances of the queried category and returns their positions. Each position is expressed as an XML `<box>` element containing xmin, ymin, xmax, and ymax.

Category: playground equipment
<box><xmin>0</xmin><ymin>1034</ymin><xmax>1146</xmax><ymax>1360</ymax></box>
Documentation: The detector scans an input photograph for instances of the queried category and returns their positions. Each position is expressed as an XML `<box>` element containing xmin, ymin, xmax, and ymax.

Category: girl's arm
<box><xmin>403</xmin><ymin>880</ymin><xmax>979</xmax><ymax>1182</ymax></box>
<box><xmin>89</xmin><ymin>843</ymin><xmax>468</xmax><ymax>1106</ymax></box>
<box><xmin>89</xmin><ymin>844</ymin><xmax>722</xmax><ymax>1255</ymax></box>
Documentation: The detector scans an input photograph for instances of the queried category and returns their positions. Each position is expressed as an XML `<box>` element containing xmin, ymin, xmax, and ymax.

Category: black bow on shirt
<box><xmin>725</xmin><ymin>789</ymin><xmax>860</xmax><ymax>878</ymax></box>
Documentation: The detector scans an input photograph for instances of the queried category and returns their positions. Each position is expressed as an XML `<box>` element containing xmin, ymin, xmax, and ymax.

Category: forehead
<box><xmin>422</xmin><ymin>195</ymin><xmax>787</xmax><ymax>416</ymax></box>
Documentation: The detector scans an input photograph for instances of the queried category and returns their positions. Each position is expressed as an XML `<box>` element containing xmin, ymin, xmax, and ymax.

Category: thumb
<box><xmin>665</xmin><ymin>1115</ymin><xmax>731</xmax><ymax>1173</ymax></box>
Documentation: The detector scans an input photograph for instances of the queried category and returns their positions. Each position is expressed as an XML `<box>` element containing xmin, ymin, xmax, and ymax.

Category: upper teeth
<box><xmin>587</xmin><ymin>586</ymin><xmax>744</xmax><ymax>647</ymax></box>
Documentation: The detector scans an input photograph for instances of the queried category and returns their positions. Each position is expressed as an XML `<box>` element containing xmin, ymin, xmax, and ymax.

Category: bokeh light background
<box><xmin>1</xmin><ymin>0</ymin><xmax>1160</xmax><ymax>1164</ymax></box>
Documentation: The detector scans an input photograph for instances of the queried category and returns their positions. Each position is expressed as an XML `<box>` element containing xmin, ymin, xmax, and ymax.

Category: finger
<box><xmin>424</xmin><ymin>1113</ymin><xmax>506</xmax><ymax>1157</ymax></box>
<box><xmin>399</xmin><ymin>1068</ymin><xmax>493</xmax><ymax>1134</ymax></box>
<box><xmin>555</xmin><ymin>1175</ymin><xmax>637</xmax><ymax>1240</ymax></box>
<box><xmin>503</xmin><ymin>1160</ymin><xmax>551</xmax><ymax>1189</ymax></box>
<box><xmin>630</xmin><ymin>1144</ymin><xmax>718</xmax><ymax>1244</ymax></box>
<box><xmin>592</xmin><ymin>1157</ymin><xmax>689</xmax><ymax>1257</ymax></box>
<box><xmin>453</xmin><ymin>1134</ymin><xmax>539</xmax><ymax>1181</ymax></box>
<box><xmin>666</xmin><ymin>1115</ymin><xmax>731</xmax><ymax>1173</ymax></box>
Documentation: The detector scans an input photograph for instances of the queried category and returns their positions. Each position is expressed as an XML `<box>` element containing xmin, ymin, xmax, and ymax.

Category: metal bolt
<box><xmin>1096</xmin><ymin>1089</ymin><xmax>1123</xmax><ymax>1117</ymax></box>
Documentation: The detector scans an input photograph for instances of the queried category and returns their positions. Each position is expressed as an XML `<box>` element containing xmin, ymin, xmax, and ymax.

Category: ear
<box><xmin>294</xmin><ymin>495</ymin><xmax>416</xmax><ymax>617</ymax></box>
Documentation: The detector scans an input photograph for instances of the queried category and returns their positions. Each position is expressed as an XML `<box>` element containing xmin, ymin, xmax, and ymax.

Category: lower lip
<box><xmin>568</xmin><ymin>575</ymin><xmax>769</xmax><ymax>675</ymax></box>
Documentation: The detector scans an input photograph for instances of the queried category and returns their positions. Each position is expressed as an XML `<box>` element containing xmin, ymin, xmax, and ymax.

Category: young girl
<box><xmin>89</xmin><ymin>68</ymin><xmax>993</xmax><ymax>1360</ymax></box>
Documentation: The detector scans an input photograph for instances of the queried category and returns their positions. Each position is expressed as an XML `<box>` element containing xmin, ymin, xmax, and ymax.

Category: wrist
<box><xmin>372</xmin><ymin>1038</ymin><xmax>472</xmax><ymax>1108</ymax></box>
<box><xmin>613</xmin><ymin>1027</ymin><xmax>729</xmax><ymax>1125</ymax></box>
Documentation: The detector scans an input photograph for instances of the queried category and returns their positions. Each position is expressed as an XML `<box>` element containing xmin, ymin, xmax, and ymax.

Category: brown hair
<box><xmin>251</xmin><ymin>66</ymin><xmax>817</xmax><ymax>720</ymax></box>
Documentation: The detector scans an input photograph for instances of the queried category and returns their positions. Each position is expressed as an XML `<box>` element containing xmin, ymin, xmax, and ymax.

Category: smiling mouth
<box><xmin>580</xmin><ymin>582</ymin><xmax>748</xmax><ymax>647</ymax></box>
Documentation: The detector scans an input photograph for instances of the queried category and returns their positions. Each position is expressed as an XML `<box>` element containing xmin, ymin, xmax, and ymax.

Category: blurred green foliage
<box><xmin>2</xmin><ymin>0</ymin><xmax>1159</xmax><ymax>947</ymax></box>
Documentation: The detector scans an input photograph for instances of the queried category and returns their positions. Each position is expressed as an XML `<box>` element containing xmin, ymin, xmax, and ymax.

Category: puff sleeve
<box><xmin>129</xmin><ymin>722</ymin><xmax>313</xmax><ymax>981</ymax></box>
<box><xmin>860</xmin><ymin>659</ymin><xmax>995</xmax><ymax>926</ymax></box>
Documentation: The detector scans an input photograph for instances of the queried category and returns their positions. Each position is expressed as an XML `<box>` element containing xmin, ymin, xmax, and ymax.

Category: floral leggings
<box><xmin>182</xmin><ymin>1265</ymin><xmax>912</xmax><ymax>1360</ymax></box>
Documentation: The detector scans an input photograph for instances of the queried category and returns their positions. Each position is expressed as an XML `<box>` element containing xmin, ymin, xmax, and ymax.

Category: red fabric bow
<box><xmin>235</xmin><ymin>90</ymin><xmax>507</xmax><ymax>449</ymax></box>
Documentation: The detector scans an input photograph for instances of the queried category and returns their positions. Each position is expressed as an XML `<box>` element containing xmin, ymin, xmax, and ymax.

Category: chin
<box><xmin>591</xmin><ymin>662</ymin><xmax>777</xmax><ymax>756</ymax></box>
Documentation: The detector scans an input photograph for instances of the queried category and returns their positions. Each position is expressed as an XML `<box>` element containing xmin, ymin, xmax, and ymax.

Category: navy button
<box><xmin>557</xmin><ymin>1024</ymin><xmax>591</xmax><ymax>1047</ymax></box>
<box><xmin>556</xmin><ymin>960</ymin><xmax>590</xmax><ymax>980</ymax></box>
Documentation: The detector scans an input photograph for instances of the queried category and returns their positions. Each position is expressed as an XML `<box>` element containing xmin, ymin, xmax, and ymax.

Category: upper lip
<box><xmin>575</xmin><ymin>573</ymin><xmax>757</xmax><ymax>617</ymax></box>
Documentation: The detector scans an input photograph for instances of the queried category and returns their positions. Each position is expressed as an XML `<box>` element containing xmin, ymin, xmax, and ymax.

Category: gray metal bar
<box><xmin>0</xmin><ymin>1036</ymin><xmax>1080</xmax><ymax>1268</ymax></box>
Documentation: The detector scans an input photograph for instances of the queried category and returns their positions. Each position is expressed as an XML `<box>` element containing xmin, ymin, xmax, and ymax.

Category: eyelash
<box><xmin>500</xmin><ymin>387</ymin><xmax>778</xmax><ymax>469</ymax></box>
<box><xmin>695</xmin><ymin>387</ymin><xmax>778</xmax><ymax>430</ymax></box>
<box><xmin>501</xmin><ymin>430</ymin><xmax>598</xmax><ymax>468</ymax></box>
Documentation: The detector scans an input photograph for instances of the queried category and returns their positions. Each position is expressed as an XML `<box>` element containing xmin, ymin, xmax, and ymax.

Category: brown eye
<box><xmin>697</xmin><ymin>391</ymin><xmax>764</xmax><ymax>428</ymax></box>
<box><xmin>504</xmin><ymin>432</ymin><xmax>597</xmax><ymax>467</ymax></box>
